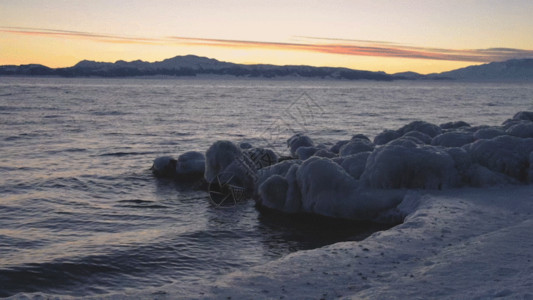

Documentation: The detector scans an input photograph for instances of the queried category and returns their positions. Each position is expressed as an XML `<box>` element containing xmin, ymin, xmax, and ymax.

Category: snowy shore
<box><xmin>187</xmin><ymin>186</ymin><xmax>533</xmax><ymax>299</ymax></box>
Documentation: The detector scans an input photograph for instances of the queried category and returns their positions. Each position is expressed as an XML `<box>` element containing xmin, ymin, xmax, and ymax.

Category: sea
<box><xmin>1</xmin><ymin>76</ymin><xmax>532</xmax><ymax>298</ymax></box>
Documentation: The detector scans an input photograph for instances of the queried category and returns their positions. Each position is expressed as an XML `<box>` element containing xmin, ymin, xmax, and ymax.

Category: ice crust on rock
<box><xmin>175</xmin><ymin>151</ymin><xmax>205</xmax><ymax>179</ymax></box>
<box><xmin>287</xmin><ymin>133</ymin><xmax>314</xmax><ymax>157</ymax></box>
<box><xmin>204</xmin><ymin>140</ymin><xmax>244</xmax><ymax>183</ymax></box>
<box><xmin>431</xmin><ymin>131</ymin><xmax>474</xmax><ymax>147</ymax></box>
<box><xmin>361</xmin><ymin>144</ymin><xmax>459</xmax><ymax>189</ymax></box>
<box><xmin>151</xmin><ymin>156</ymin><xmax>177</xmax><ymax>178</ymax></box>
<box><xmin>339</xmin><ymin>138</ymin><xmax>374</xmax><ymax>156</ymax></box>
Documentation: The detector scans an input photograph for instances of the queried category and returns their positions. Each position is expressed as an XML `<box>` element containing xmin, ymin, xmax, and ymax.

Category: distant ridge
<box><xmin>1</xmin><ymin>55</ymin><xmax>533</xmax><ymax>80</ymax></box>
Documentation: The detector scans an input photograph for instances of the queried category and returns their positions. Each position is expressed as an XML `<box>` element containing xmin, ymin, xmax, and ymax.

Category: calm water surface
<box><xmin>1</xmin><ymin>77</ymin><xmax>532</xmax><ymax>297</ymax></box>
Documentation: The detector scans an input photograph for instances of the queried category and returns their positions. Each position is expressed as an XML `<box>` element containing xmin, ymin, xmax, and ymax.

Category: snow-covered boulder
<box><xmin>340</xmin><ymin>152</ymin><xmax>371</xmax><ymax>180</ymax></box>
<box><xmin>464</xmin><ymin>164</ymin><xmax>518</xmax><ymax>187</ymax></box>
<box><xmin>374</xmin><ymin>130</ymin><xmax>401</xmax><ymax>145</ymax></box>
<box><xmin>244</xmin><ymin>148</ymin><xmax>278</xmax><ymax>169</ymax></box>
<box><xmin>313</xmin><ymin>149</ymin><xmax>336</xmax><ymax>158</ymax></box>
<box><xmin>151</xmin><ymin>156</ymin><xmax>177</xmax><ymax>178</ymax></box>
<box><xmin>398</xmin><ymin>120</ymin><xmax>442</xmax><ymax>137</ymax></box>
<box><xmin>295</xmin><ymin>146</ymin><xmax>318</xmax><ymax>160</ymax></box>
<box><xmin>361</xmin><ymin>144</ymin><xmax>460</xmax><ymax>189</ymax></box>
<box><xmin>473</xmin><ymin>127</ymin><xmax>506</xmax><ymax>140</ymax></box>
<box><xmin>465</xmin><ymin>135</ymin><xmax>533</xmax><ymax>182</ymax></box>
<box><xmin>330</xmin><ymin>140</ymin><xmax>350</xmax><ymax>154</ymax></box>
<box><xmin>175</xmin><ymin>151</ymin><xmax>205</xmax><ymax>179</ymax></box>
<box><xmin>506</xmin><ymin>122</ymin><xmax>533</xmax><ymax>138</ymax></box>
<box><xmin>403</xmin><ymin>130</ymin><xmax>432</xmax><ymax>144</ymax></box>
<box><xmin>287</xmin><ymin>134</ymin><xmax>314</xmax><ymax>157</ymax></box>
<box><xmin>431</xmin><ymin>131</ymin><xmax>475</xmax><ymax>147</ymax></box>
<box><xmin>205</xmin><ymin>141</ymin><xmax>243</xmax><ymax>183</ymax></box>
<box><xmin>239</xmin><ymin>142</ymin><xmax>253</xmax><ymax>149</ymax></box>
<box><xmin>440</xmin><ymin>120</ymin><xmax>470</xmax><ymax>130</ymax></box>
<box><xmin>512</xmin><ymin>111</ymin><xmax>533</xmax><ymax>122</ymax></box>
<box><xmin>339</xmin><ymin>139</ymin><xmax>374</xmax><ymax>156</ymax></box>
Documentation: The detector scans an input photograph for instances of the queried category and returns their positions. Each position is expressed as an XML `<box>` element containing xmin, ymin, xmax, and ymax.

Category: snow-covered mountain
<box><xmin>1</xmin><ymin>55</ymin><xmax>532</xmax><ymax>80</ymax></box>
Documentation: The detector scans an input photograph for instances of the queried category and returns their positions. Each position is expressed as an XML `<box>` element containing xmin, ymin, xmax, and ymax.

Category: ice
<box><xmin>431</xmin><ymin>131</ymin><xmax>474</xmax><ymax>147</ymax></box>
<box><xmin>175</xmin><ymin>151</ymin><xmax>205</xmax><ymax>179</ymax></box>
<box><xmin>329</xmin><ymin>140</ymin><xmax>350</xmax><ymax>154</ymax></box>
<box><xmin>340</xmin><ymin>151</ymin><xmax>371</xmax><ymax>179</ymax></box>
<box><xmin>473</xmin><ymin>127</ymin><xmax>506</xmax><ymax>139</ymax></box>
<box><xmin>361</xmin><ymin>144</ymin><xmax>460</xmax><ymax>189</ymax></box>
<box><xmin>465</xmin><ymin>135</ymin><xmax>533</xmax><ymax>182</ymax></box>
<box><xmin>287</xmin><ymin>133</ymin><xmax>314</xmax><ymax>157</ymax></box>
<box><xmin>402</xmin><ymin>130</ymin><xmax>432</xmax><ymax>144</ymax></box>
<box><xmin>506</xmin><ymin>122</ymin><xmax>533</xmax><ymax>138</ymax></box>
<box><xmin>204</xmin><ymin>140</ymin><xmax>244</xmax><ymax>183</ymax></box>
<box><xmin>295</xmin><ymin>146</ymin><xmax>319</xmax><ymax>160</ymax></box>
<box><xmin>192</xmin><ymin>186</ymin><xmax>533</xmax><ymax>299</ymax></box>
<box><xmin>440</xmin><ymin>120</ymin><xmax>471</xmax><ymax>129</ymax></box>
<box><xmin>397</xmin><ymin>120</ymin><xmax>442</xmax><ymax>137</ymax></box>
<box><xmin>338</xmin><ymin>138</ymin><xmax>374</xmax><ymax>156</ymax></box>
<box><xmin>151</xmin><ymin>156</ymin><xmax>177</xmax><ymax>177</ymax></box>
<box><xmin>373</xmin><ymin>129</ymin><xmax>401</xmax><ymax>145</ymax></box>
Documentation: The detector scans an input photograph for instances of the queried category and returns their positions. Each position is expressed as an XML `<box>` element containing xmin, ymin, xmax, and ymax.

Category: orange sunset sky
<box><xmin>1</xmin><ymin>0</ymin><xmax>533</xmax><ymax>74</ymax></box>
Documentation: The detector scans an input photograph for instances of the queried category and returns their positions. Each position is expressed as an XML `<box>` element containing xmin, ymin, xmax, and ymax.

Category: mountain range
<box><xmin>1</xmin><ymin>55</ymin><xmax>532</xmax><ymax>81</ymax></box>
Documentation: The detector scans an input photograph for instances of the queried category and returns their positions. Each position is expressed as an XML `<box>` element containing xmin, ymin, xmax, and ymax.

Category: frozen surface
<box><xmin>162</xmin><ymin>186</ymin><xmax>533</xmax><ymax>299</ymax></box>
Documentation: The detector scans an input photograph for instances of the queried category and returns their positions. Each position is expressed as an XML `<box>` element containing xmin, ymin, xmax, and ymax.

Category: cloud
<box><xmin>2</xmin><ymin>26</ymin><xmax>533</xmax><ymax>63</ymax></box>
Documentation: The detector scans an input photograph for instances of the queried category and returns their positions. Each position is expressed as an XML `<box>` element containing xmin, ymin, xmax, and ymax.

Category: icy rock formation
<box><xmin>373</xmin><ymin>130</ymin><xmax>401</xmax><ymax>145</ymax></box>
<box><xmin>239</xmin><ymin>142</ymin><xmax>253</xmax><ymax>149</ymax></box>
<box><xmin>287</xmin><ymin>133</ymin><xmax>314</xmax><ymax>157</ymax></box>
<box><xmin>473</xmin><ymin>127</ymin><xmax>506</xmax><ymax>140</ymax></box>
<box><xmin>295</xmin><ymin>146</ymin><xmax>319</xmax><ymax>160</ymax></box>
<box><xmin>151</xmin><ymin>156</ymin><xmax>177</xmax><ymax>178</ymax></box>
<box><xmin>403</xmin><ymin>130</ymin><xmax>432</xmax><ymax>144</ymax></box>
<box><xmin>330</xmin><ymin>140</ymin><xmax>350</xmax><ymax>154</ymax></box>
<box><xmin>529</xmin><ymin>152</ymin><xmax>533</xmax><ymax>183</ymax></box>
<box><xmin>313</xmin><ymin>149</ymin><xmax>336</xmax><ymax>158</ymax></box>
<box><xmin>465</xmin><ymin>135</ymin><xmax>533</xmax><ymax>182</ymax></box>
<box><xmin>244</xmin><ymin>148</ymin><xmax>278</xmax><ymax>169</ymax></box>
<box><xmin>361</xmin><ymin>144</ymin><xmax>459</xmax><ymax>189</ymax></box>
<box><xmin>440</xmin><ymin>120</ymin><xmax>471</xmax><ymax>130</ymax></box>
<box><xmin>340</xmin><ymin>152</ymin><xmax>371</xmax><ymax>180</ymax></box>
<box><xmin>339</xmin><ymin>139</ymin><xmax>374</xmax><ymax>156</ymax></box>
<box><xmin>175</xmin><ymin>151</ymin><xmax>205</xmax><ymax>179</ymax></box>
<box><xmin>506</xmin><ymin>122</ymin><xmax>533</xmax><ymax>138</ymax></box>
<box><xmin>398</xmin><ymin>120</ymin><xmax>442</xmax><ymax>137</ymax></box>
<box><xmin>204</xmin><ymin>140</ymin><xmax>257</xmax><ymax>195</ymax></box>
<box><xmin>431</xmin><ymin>131</ymin><xmax>475</xmax><ymax>147</ymax></box>
<box><xmin>512</xmin><ymin>111</ymin><xmax>533</xmax><ymax>122</ymax></box>
<box><xmin>351</xmin><ymin>134</ymin><xmax>371</xmax><ymax>141</ymax></box>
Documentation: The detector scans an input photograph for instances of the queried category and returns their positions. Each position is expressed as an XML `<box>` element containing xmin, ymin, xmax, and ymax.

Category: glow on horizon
<box><xmin>1</xmin><ymin>0</ymin><xmax>533</xmax><ymax>74</ymax></box>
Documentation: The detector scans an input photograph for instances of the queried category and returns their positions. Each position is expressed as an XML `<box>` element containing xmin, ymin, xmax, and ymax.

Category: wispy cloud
<box><xmin>2</xmin><ymin>26</ymin><xmax>533</xmax><ymax>63</ymax></box>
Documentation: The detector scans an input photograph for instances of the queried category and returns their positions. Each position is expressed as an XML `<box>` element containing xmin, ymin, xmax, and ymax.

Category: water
<box><xmin>1</xmin><ymin>77</ymin><xmax>532</xmax><ymax>297</ymax></box>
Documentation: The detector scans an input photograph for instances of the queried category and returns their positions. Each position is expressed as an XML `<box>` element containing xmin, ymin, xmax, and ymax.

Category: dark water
<box><xmin>1</xmin><ymin>77</ymin><xmax>532</xmax><ymax>297</ymax></box>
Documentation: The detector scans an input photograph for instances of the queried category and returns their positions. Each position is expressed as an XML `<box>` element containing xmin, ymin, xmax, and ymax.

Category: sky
<box><xmin>1</xmin><ymin>0</ymin><xmax>533</xmax><ymax>74</ymax></box>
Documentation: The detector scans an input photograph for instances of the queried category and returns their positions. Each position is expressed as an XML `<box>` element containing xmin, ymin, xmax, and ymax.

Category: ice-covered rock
<box><xmin>313</xmin><ymin>149</ymin><xmax>336</xmax><ymax>158</ymax></box>
<box><xmin>431</xmin><ymin>131</ymin><xmax>474</xmax><ymax>147</ymax></box>
<box><xmin>473</xmin><ymin>127</ymin><xmax>506</xmax><ymax>140</ymax></box>
<box><xmin>258</xmin><ymin>175</ymin><xmax>289</xmax><ymax>211</ymax></box>
<box><xmin>295</xmin><ymin>146</ymin><xmax>318</xmax><ymax>160</ymax></box>
<box><xmin>529</xmin><ymin>152</ymin><xmax>533</xmax><ymax>183</ymax></box>
<box><xmin>506</xmin><ymin>122</ymin><xmax>533</xmax><ymax>138</ymax></box>
<box><xmin>330</xmin><ymin>140</ymin><xmax>350</xmax><ymax>154</ymax></box>
<box><xmin>205</xmin><ymin>140</ymin><xmax>247</xmax><ymax>184</ymax></box>
<box><xmin>175</xmin><ymin>151</ymin><xmax>205</xmax><ymax>179</ymax></box>
<box><xmin>440</xmin><ymin>120</ymin><xmax>471</xmax><ymax>129</ymax></box>
<box><xmin>386</xmin><ymin>137</ymin><xmax>420</xmax><ymax>148</ymax></box>
<box><xmin>373</xmin><ymin>129</ymin><xmax>401</xmax><ymax>145</ymax></box>
<box><xmin>339</xmin><ymin>139</ymin><xmax>374</xmax><ymax>156</ymax></box>
<box><xmin>512</xmin><ymin>111</ymin><xmax>533</xmax><ymax>122</ymax></box>
<box><xmin>287</xmin><ymin>134</ymin><xmax>314</xmax><ymax>157</ymax></box>
<box><xmin>239</xmin><ymin>142</ymin><xmax>253</xmax><ymax>149</ymax></box>
<box><xmin>351</xmin><ymin>134</ymin><xmax>371</xmax><ymax>141</ymax></box>
<box><xmin>465</xmin><ymin>135</ymin><xmax>533</xmax><ymax>182</ymax></box>
<box><xmin>398</xmin><ymin>120</ymin><xmax>442</xmax><ymax>137</ymax></box>
<box><xmin>340</xmin><ymin>152</ymin><xmax>371</xmax><ymax>180</ymax></box>
<box><xmin>361</xmin><ymin>144</ymin><xmax>460</xmax><ymax>189</ymax></box>
<box><xmin>151</xmin><ymin>156</ymin><xmax>177</xmax><ymax>178</ymax></box>
<box><xmin>464</xmin><ymin>164</ymin><xmax>518</xmax><ymax>187</ymax></box>
<box><xmin>403</xmin><ymin>130</ymin><xmax>432</xmax><ymax>144</ymax></box>
<box><xmin>244</xmin><ymin>147</ymin><xmax>278</xmax><ymax>169</ymax></box>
